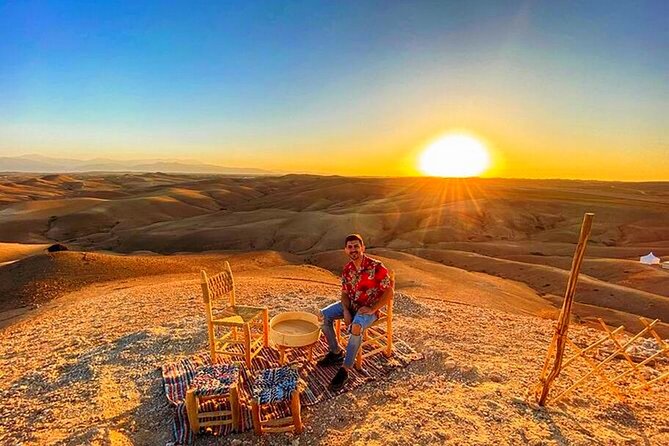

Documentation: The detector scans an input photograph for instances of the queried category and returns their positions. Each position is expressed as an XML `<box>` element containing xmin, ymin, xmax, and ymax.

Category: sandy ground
<box><xmin>1</xmin><ymin>257</ymin><xmax>667</xmax><ymax>446</ymax></box>
<box><xmin>1</xmin><ymin>174</ymin><xmax>668</xmax><ymax>445</ymax></box>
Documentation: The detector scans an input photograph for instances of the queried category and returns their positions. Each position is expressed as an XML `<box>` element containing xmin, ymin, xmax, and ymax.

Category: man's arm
<box><xmin>371</xmin><ymin>287</ymin><xmax>393</xmax><ymax>312</ymax></box>
<box><xmin>358</xmin><ymin>287</ymin><xmax>393</xmax><ymax>314</ymax></box>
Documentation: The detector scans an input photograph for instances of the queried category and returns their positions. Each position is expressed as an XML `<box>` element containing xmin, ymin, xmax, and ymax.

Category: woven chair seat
<box><xmin>252</xmin><ymin>366</ymin><xmax>300</xmax><ymax>404</ymax></box>
<box><xmin>212</xmin><ymin>306</ymin><xmax>265</xmax><ymax>327</ymax></box>
<box><xmin>190</xmin><ymin>364</ymin><xmax>240</xmax><ymax>397</ymax></box>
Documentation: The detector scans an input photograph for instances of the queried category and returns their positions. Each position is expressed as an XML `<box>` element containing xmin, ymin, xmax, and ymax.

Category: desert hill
<box><xmin>1</xmin><ymin>174</ymin><xmax>667</xmax><ymax>335</ymax></box>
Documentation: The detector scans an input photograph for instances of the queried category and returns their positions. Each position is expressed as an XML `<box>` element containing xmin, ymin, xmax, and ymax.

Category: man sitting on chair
<box><xmin>318</xmin><ymin>233</ymin><xmax>394</xmax><ymax>391</ymax></box>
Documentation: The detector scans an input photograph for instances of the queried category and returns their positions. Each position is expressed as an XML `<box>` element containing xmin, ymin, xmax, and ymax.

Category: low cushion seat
<box><xmin>252</xmin><ymin>366</ymin><xmax>299</xmax><ymax>404</ymax></box>
<box><xmin>190</xmin><ymin>364</ymin><xmax>240</xmax><ymax>397</ymax></box>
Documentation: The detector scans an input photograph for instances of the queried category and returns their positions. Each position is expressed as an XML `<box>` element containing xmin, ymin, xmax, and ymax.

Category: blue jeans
<box><xmin>320</xmin><ymin>301</ymin><xmax>378</xmax><ymax>368</ymax></box>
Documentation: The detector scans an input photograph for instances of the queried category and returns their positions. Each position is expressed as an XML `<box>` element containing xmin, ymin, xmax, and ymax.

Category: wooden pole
<box><xmin>537</xmin><ymin>212</ymin><xmax>594</xmax><ymax>406</ymax></box>
<box><xmin>201</xmin><ymin>270</ymin><xmax>217</xmax><ymax>363</ymax></box>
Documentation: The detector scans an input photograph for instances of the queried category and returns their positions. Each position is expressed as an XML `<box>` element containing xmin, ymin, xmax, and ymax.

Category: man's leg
<box><xmin>317</xmin><ymin>302</ymin><xmax>345</xmax><ymax>366</ymax></box>
<box><xmin>329</xmin><ymin>312</ymin><xmax>377</xmax><ymax>391</ymax></box>
<box><xmin>343</xmin><ymin>313</ymin><xmax>378</xmax><ymax>369</ymax></box>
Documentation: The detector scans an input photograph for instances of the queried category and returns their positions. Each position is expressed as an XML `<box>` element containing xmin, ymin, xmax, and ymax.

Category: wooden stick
<box><xmin>639</xmin><ymin>318</ymin><xmax>667</xmax><ymax>349</ymax></box>
<box><xmin>597</xmin><ymin>345</ymin><xmax>669</xmax><ymax>392</ymax></box>
<box><xmin>538</xmin><ymin>213</ymin><xmax>594</xmax><ymax>406</ymax></box>
<box><xmin>199</xmin><ymin>419</ymin><xmax>233</xmax><ymax>428</ymax></box>
<box><xmin>565</xmin><ymin>338</ymin><xmax>625</xmax><ymax>401</ymax></box>
<box><xmin>262</xmin><ymin>416</ymin><xmax>295</xmax><ymax>427</ymax></box>
<box><xmin>561</xmin><ymin>326</ymin><xmax>626</xmax><ymax>370</ymax></box>
<box><xmin>597</xmin><ymin>318</ymin><xmax>649</xmax><ymax>387</ymax></box>
<box><xmin>262</xmin><ymin>426</ymin><xmax>295</xmax><ymax>433</ymax></box>
<box><xmin>633</xmin><ymin>371</ymin><xmax>669</xmax><ymax>391</ymax></box>
<box><xmin>198</xmin><ymin>409</ymin><xmax>233</xmax><ymax>418</ymax></box>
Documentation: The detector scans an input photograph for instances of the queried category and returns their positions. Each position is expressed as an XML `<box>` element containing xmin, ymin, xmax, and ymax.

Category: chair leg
<box><xmin>185</xmin><ymin>389</ymin><xmax>200</xmax><ymax>432</ymax></box>
<box><xmin>251</xmin><ymin>401</ymin><xmax>262</xmax><ymax>435</ymax></box>
<box><xmin>279</xmin><ymin>346</ymin><xmax>286</xmax><ymax>365</ymax></box>
<box><xmin>355</xmin><ymin>345</ymin><xmax>363</xmax><ymax>370</ymax></box>
<box><xmin>335</xmin><ymin>319</ymin><xmax>341</xmax><ymax>345</ymax></box>
<box><xmin>291</xmin><ymin>390</ymin><xmax>303</xmax><ymax>434</ymax></box>
<box><xmin>385</xmin><ymin>309</ymin><xmax>393</xmax><ymax>358</ymax></box>
<box><xmin>230</xmin><ymin>385</ymin><xmax>240</xmax><ymax>432</ymax></box>
<box><xmin>262</xmin><ymin>308</ymin><xmax>269</xmax><ymax>347</ymax></box>
<box><xmin>243</xmin><ymin>324</ymin><xmax>252</xmax><ymax>369</ymax></box>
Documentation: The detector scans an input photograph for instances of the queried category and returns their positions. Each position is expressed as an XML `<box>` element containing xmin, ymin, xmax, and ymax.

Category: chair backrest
<box><xmin>201</xmin><ymin>261</ymin><xmax>236</xmax><ymax>308</ymax></box>
<box><xmin>378</xmin><ymin>270</ymin><xmax>395</xmax><ymax>318</ymax></box>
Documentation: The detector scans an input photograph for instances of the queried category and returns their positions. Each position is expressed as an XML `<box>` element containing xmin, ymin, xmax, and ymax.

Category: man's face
<box><xmin>344</xmin><ymin>240</ymin><xmax>364</xmax><ymax>261</ymax></box>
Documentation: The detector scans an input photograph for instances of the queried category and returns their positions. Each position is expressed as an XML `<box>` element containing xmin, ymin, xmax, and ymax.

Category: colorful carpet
<box><xmin>161</xmin><ymin>330</ymin><xmax>422</xmax><ymax>445</ymax></box>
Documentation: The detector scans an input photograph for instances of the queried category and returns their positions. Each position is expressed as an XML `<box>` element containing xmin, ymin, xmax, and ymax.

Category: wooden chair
<box><xmin>201</xmin><ymin>261</ymin><xmax>269</xmax><ymax>369</ymax></box>
<box><xmin>185</xmin><ymin>364</ymin><xmax>241</xmax><ymax>433</ymax></box>
<box><xmin>336</xmin><ymin>272</ymin><xmax>394</xmax><ymax>369</ymax></box>
<box><xmin>250</xmin><ymin>365</ymin><xmax>303</xmax><ymax>435</ymax></box>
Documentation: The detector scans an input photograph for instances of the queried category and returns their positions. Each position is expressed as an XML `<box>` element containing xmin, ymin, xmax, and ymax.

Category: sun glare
<box><xmin>419</xmin><ymin>133</ymin><xmax>491</xmax><ymax>177</ymax></box>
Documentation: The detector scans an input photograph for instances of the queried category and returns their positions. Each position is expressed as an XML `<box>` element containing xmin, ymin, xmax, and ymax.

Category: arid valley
<box><xmin>1</xmin><ymin>173</ymin><xmax>668</xmax><ymax>445</ymax></box>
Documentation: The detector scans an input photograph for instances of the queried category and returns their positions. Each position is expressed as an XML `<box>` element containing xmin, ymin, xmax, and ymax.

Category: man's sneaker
<box><xmin>317</xmin><ymin>351</ymin><xmax>344</xmax><ymax>367</ymax></box>
<box><xmin>328</xmin><ymin>367</ymin><xmax>349</xmax><ymax>392</ymax></box>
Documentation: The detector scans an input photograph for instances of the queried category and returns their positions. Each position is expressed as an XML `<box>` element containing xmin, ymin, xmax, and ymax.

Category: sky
<box><xmin>1</xmin><ymin>0</ymin><xmax>667</xmax><ymax>180</ymax></box>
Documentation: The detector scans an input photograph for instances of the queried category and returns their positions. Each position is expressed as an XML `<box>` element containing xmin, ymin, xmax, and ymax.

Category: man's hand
<box><xmin>343</xmin><ymin>309</ymin><xmax>352</xmax><ymax>325</ymax></box>
<box><xmin>357</xmin><ymin>306</ymin><xmax>374</xmax><ymax>315</ymax></box>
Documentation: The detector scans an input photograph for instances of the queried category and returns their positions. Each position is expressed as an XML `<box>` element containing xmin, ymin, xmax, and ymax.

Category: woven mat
<box><xmin>162</xmin><ymin>330</ymin><xmax>422</xmax><ymax>445</ymax></box>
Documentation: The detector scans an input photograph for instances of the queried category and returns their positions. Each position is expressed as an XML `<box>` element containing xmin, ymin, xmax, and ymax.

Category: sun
<box><xmin>419</xmin><ymin>133</ymin><xmax>491</xmax><ymax>177</ymax></box>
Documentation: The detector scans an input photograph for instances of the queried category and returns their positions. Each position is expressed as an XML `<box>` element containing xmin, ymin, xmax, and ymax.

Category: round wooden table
<box><xmin>269</xmin><ymin>312</ymin><xmax>321</xmax><ymax>364</ymax></box>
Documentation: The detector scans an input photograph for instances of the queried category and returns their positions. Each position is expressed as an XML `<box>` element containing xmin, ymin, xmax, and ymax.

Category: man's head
<box><xmin>344</xmin><ymin>234</ymin><xmax>365</xmax><ymax>262</ymax></box>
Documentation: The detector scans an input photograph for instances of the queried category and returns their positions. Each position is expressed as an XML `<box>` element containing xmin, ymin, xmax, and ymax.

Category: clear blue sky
<box><xmin>1</xmin><ymin>1</ymin><xmax>667</xmax><ymax>179</ymax></box>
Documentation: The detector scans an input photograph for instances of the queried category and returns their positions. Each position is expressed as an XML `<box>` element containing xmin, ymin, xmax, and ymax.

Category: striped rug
<box><xmin>161</xmin><ymin>330</ymin><xmax>422</xmax><ymax>445</ymax></box>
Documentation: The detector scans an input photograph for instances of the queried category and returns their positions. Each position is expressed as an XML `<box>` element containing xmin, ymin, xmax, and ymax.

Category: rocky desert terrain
<box><xmin>1</xmin><ymin>173</ymin><xmax>668</xmax><ymax>445</ymax></box>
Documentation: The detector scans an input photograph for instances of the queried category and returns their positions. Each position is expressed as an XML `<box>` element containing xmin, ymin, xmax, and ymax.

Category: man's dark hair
<box><xmin>344</xmin><ymin>233</ymin><xmax>364</xmax><ymax>246</ymax></box>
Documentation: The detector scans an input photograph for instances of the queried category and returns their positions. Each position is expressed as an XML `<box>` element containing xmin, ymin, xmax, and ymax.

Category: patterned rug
<box><xmin>161</xmin><ymin>329</ymin><xmax>422</xmax><ymax>445</ymax></box>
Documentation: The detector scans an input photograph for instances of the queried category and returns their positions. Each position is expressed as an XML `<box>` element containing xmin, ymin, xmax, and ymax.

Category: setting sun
<box><xmin>419</xmin><ymin>134</ymin><xmax>491</xmax><ymax>177</ymax></box>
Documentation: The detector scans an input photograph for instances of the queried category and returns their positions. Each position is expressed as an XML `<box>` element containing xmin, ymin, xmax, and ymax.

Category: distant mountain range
<box><xmin>0</xmin><ymin>154</ymin><xmax>274</xmax><ymax>175</ymax></box>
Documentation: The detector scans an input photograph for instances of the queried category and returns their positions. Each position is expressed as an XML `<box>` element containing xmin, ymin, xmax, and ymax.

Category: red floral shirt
<box><xmin>341</xmin><ymin>255</ymin><xmax>392</xmax><ymax>310</ymax></box>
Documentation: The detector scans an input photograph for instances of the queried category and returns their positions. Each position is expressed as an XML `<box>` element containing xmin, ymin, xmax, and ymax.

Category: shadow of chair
<box><xmin>201</xmin><ymin>261</ymin><xmax>268</xmax><ymax>369</ymax></box>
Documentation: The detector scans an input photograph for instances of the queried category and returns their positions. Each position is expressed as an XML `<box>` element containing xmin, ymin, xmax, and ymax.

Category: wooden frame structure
<box><xmin>201</xmin><ymin>261</ymin><xmax>269</xmax><ymax>369</ymax></box>
<box><xmin>185</xmin><ymin>382</ymin><xmax>241</xmax><ymax>433</ymax></box>
<box><xmin>535</xmin><ymin>212</ymin><xmax>669</xmax><ymax>404</ymax></box>
<box><xmin>251</xmin><ymin>388</ymin><xmax>303</xmax><ymax>435</ymax></box>
<box><xmin>540</xmin><ymin>317</ymin><xmax>668</xmax><ymax>405</ymax></box>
